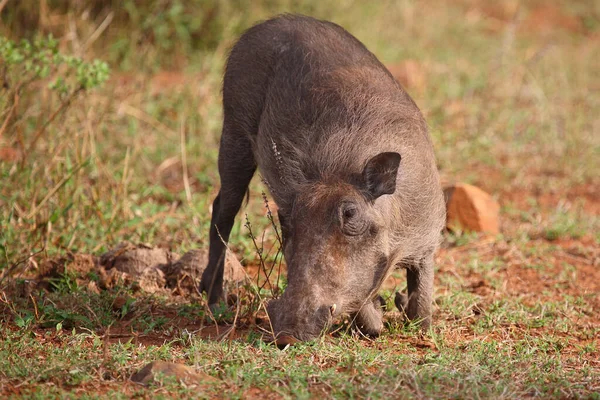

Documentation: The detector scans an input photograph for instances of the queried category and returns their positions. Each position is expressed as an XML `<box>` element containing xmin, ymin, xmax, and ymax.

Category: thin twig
<box><xmin>23</xmin><ymin>87</ymin><xmax>84</xmax><ymax>162</ymax></box>
<box><xmin>0</xmin><ymin>90</ymin><xmax>19</xmax><ymax>139</ymax></box>
<box><xmin>80</xmin><ymin>11</ymin><xmax>114</xmax><ymax>54</ymax></box>
<box><xmin>0</xmin><ymin>0</ymin><xmax>9</xmax><ymax>15</ymax></box>
<box><xmin>244</xmin><ymin>215</ymin><xmax>270</xmax><ymax>291</ymax></box>
<box><xmin>29</xmin><ymin>294</ymin><xmax>39</xmax><ymax>320</ymax></box>
<box><xmin>180</xmin><ymin>114</ymin><xmax>193</xmax><ymax>205</ymax></box>
<box><xmin>0</xmin><ymin>244</ymin><xmax>45</xmax><ymax>287</ymax></box>
<box><xmin>117</xmin><ymin>103</ymin><xmax>178</xmax><ymax>136</ymax></box>
<box><xmin>26</xmin><ymin>158</ymin><xmax>88</xmax><ymax>219</ymax></box>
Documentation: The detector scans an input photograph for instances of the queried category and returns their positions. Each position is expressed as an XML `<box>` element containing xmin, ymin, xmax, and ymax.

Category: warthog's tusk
<box><xmin>330</xmin><ymin>304</ymin><xmax>337</xmax><ymax>315</ymax></box>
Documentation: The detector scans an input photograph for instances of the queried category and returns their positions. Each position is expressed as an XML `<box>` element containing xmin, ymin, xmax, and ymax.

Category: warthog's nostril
<box><xmin>330</xmin><ymin>304</ymin><xmax>337</xmax><ymax>316</ymax></box>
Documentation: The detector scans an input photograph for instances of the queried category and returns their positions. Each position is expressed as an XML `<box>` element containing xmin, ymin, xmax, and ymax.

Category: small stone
<box><xmin>444</xmin><ymin>183</ymin><xmax>500</xmax><ymax>234</ymax></box>
<box><xmin>131</xmin><ymin>361</ymin><xmax>217</xmax><ymax>386</ymax></box>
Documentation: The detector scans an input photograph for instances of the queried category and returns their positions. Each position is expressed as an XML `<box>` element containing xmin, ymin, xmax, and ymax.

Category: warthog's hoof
<box><xmin>395</xmin><ymin>292</ymin><xmax>409</xmax><ymax>313</ymax></box>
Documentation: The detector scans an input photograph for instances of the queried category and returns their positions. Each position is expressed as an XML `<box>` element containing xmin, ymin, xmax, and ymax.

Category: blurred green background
<box><xmin>1</xmin><ymin>0</ymin><xmax>598</xmax><ymax>264</ymax></box>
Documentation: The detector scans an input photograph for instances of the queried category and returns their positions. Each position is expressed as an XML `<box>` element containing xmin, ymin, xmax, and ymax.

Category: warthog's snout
<box><xmin>267</xmin><ymin>295</ymin><xmax>339</xmax><ymax>342</ymax></box>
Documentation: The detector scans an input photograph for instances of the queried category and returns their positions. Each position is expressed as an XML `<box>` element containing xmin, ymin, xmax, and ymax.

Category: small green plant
<box><xmin>543</xmin><ymin>209</ymin><xmax>585</xmax><ymax>240</ymax></box>
<box><xmin>445</xmin><ymin>229</ymin><xmax>480</xmax><ymax>247</ymax></box>
<box><xmin>13</xmin><ymin>310</ymin><xmax>35</xmax><ymax>329</ymax></box>
<box><xmin>208</xmin><ymin>301</ymin><xmax>234</xmax><ymax>322</ymax></box>
<box><xmin>48</xmin><ymin>269</ymin><xmax>79</xmax><ymax>294</ymax></box>
<box><xmin>0</xmin><ymin>35</ymin><xmax>110</xmax><ymax>160</ymax></box>
<box><xmin>0</xmin><ymin>35</ymin><xmax>110</xmax><ymax>93</ymax></box>
<box><xmin>38</xmin><ymin>302</ymin><xmax>91</xmax><ymax>329</ymax></box>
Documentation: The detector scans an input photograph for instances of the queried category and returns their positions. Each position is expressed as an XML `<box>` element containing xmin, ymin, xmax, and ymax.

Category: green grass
<box><xmin>1</xmin><ymin>288</ymin><xmax>598</xmax><ymax>398</ymax></box>
<box><xmin>1</xmin><ymin>0</ymin><xmax>599</xmax><ymax>398</ymax></box>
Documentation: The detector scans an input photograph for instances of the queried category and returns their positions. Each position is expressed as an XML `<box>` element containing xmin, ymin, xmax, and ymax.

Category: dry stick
<box><xmin>261</xmin><ymin>245</ymin><xmax>282</xmax><ymax>294</ymax></box>
<box><xmin>120</xmin><ymin>146</ymin><xmax>130</xmax><ymax>196</ymax></box>
<box><xmin>180</xmin><ymin>114</ymin><xmax>193</xmax><ymax>205</ymax></box>
<box><xmin>0</xmin><ymin>0</ymin><xmax>9</xmax><ymax>15</ymax></box>
<box><xmin>29</xmin><ymin>294</ymin><xmax>39</xmax><ymax>320</ymax></box>
<box><xmin>216</xmin><ymin>220</ymin><xmax>266</xmax><ymax>323</ymax></box>
<box><xmin>102</xmin><ymin>325</ymin><xmax>111</xmax><ymax>367</ymax></box>
<box><xmin>1</xmin><ymin>74</ymin><xmax>40</xmax><ymax>140</ymax></box>
<box><xmin>219</xmin><ymin>295</ymin><xmax>242</xmax><ymax>342</ymax></box>
<box><xmin>118</xmin><ymin>103</ymin><xmax>178</xmax><ymax>137</ymax></box>
<box><xmin>23</xmin><ymin>87</ymin><xmax>84</xmax><ymax>163</ymax></box>
<box><xmin>0</xmin><ymin>105</ymin><xmax>16</xmax><ymax>138</ymax></box>
<box><xmin>254</xmin><ymin>236</ymin><xmax>281</xmax><ymax>294</ymax></box>
<box><xmin>26</xmin><ymin>159</ymin><xmax>88</xmax><ymax>219</ymax></box>
<box><xmin>260</xmin><ymin>301</ymin><xmax>281</xmax><ymax>344</ymax></box>
<box><xmin>80</xmin><ymin>11</ymin><xmax>114</xmax><ymax>55</ymax></box>
<box><xmin>262</xmin><ymin>192</ymin><xmax>285</xmax><ymax>295</ymax></box>
<box><xmin>38</xmin><ymin>0</ymin><xmax>47</xmax><ymax>30</ymax></box>
<box><xmin>0</xmin><ymin>90</ymin><xmax>19</xmax><ymax>139</ymax></box>
<box><xmin>0</xmin><ymin>245</ymin><xmax>45</xmax><ymax>287</ymax></box>
<box><xmin>245</xmin><ymin>215</ymin><xmax>275</xmax><ymax>299</ymax></box>
<box><xmin>274</xmin><ymin>250</ymin><xmax>284</xmax><ymax>299</ymax></box>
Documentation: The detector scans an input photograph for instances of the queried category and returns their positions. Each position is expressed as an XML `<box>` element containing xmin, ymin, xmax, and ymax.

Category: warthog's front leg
<box><xmin>395</xmin><ymin>251</ymin><xmax>434</xmax><ymax>329</ymax></box>
<box><xmin>354</xmin><ymin>297</ymin><xmax>384</xmax><ymax>337</ymax></box>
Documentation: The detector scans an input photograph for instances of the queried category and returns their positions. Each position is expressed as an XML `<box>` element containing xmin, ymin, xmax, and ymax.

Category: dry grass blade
<box><xmin>26</xmin><ymin>159</ymin><xmax>89</xmax><ymax>219</ymax></box>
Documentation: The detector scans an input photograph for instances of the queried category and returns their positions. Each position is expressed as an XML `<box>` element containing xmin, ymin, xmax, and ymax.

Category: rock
<box><xmin>162</xmin><ymin>249</ymin><xmax>246</xmax><ymax>295</ymax></box>
<box><xmin>38</xmin><ymin>254</ymin><xmax>98</xmax><ymax>279</ymax></box>
<box><xmin>444</xmin><ymin>183</ymin><xmax>500</xmax><ymax>234</ymax></box>
<box><xmin>98</xmin><ymin>243</ymin><xmax>247</xmax><ymax>295</ymax></box>
<box><xmin>99</xmin><ymin>242</ymin><xmax>178</xmax><ymax>276</ymax></box>
<box><xmin>131</xmin><ymin>361</ymin><xmax>217</xmax><ymax>386</ymax></box>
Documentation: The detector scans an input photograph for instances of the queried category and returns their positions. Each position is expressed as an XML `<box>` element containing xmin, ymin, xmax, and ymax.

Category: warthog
<box><xmin>200</xmin><ymin>14</ymin><xmax>445</xmax><ymax>341</ymax></box>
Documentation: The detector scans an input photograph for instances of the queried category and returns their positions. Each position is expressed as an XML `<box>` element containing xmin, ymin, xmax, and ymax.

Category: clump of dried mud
<box><xmin>7</xmin><ymin>242</ymin><xmax>246</xmax><ymax>297</ymax></box>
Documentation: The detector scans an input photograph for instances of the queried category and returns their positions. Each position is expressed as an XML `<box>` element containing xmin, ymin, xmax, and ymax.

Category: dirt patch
<box><xmin>436</xmin><ymin>236</ymin><xmax>600</xmax><ymax>323</ymax></box>
<box><xmin>4</xmin><ymin>242</ymin><xmax>246</xmax><ymax>299</ymax></box>
<box><xmin>243</xmin><ymin>387</ymin><xmax>281</xmax><ymax>400</ymax></box>
<box><xmin>501</xmin><ymin>182</ymin><xmax>600</xmax><ymax>216</ymax></box>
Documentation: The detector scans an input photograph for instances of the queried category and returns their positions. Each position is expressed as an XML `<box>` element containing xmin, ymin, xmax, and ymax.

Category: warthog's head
<box><xmin>267</xmin><ymin>152</ymin><xmax>401</xmax><ymax>341</ymax></box>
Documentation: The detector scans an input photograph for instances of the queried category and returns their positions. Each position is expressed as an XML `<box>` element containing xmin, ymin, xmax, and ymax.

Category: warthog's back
<box><xmin>224</xmin><ymin>14</ymin><xmax>444</xmax><ymax>258</ymax></box>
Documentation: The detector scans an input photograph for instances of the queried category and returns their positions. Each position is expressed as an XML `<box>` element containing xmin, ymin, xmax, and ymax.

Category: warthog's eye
<box><xmin>339</xmin><ymin>201</ymin><xmax>368</xmax><ymax>236</ymax></box>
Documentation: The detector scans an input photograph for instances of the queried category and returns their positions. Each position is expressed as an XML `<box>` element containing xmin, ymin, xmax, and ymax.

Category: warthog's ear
<box><xmin>362</xmin><ymin>152</ymin><xmax>401</xmax><ymax>200</ymax></box>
